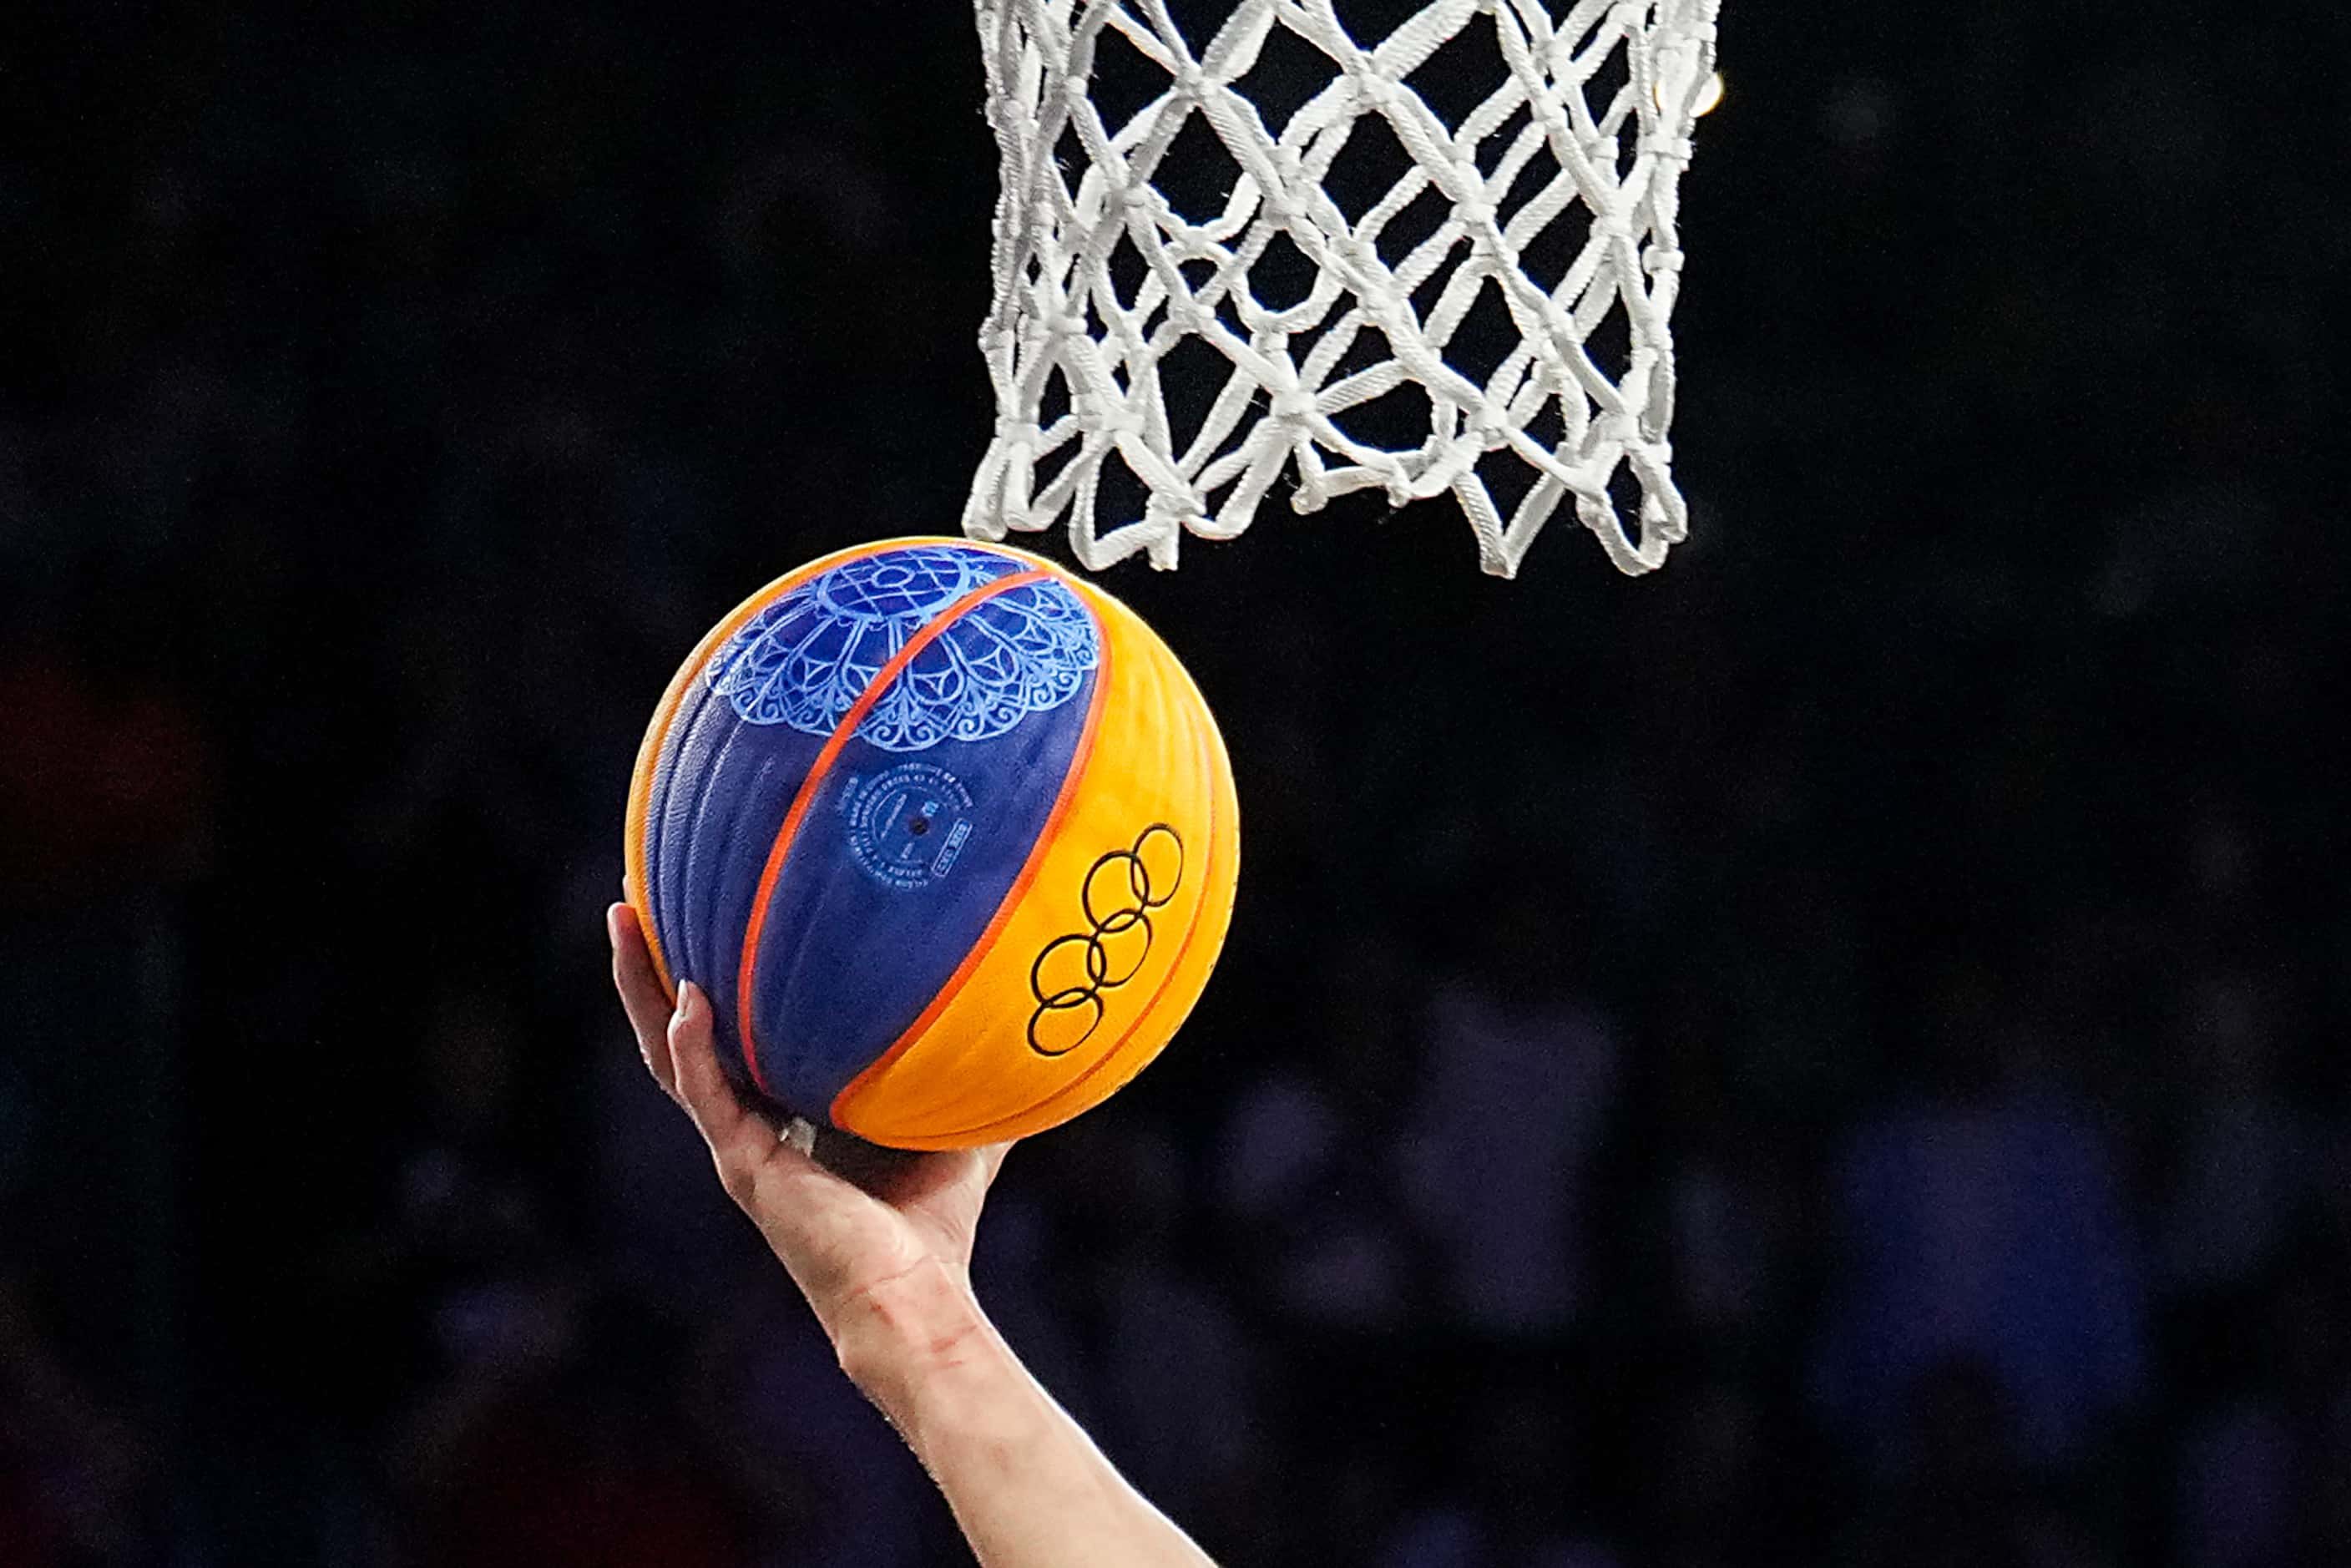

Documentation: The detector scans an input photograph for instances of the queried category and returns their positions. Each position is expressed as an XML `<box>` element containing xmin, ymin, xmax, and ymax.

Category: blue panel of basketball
<box><xmin>636</xmin><ymin>542</ymin><xmax>1103</xmax><ymax>1115</ymax></box>
<box><xmin>746</xmin><ymin>686</ymin><xmax>1094</xmax><ymax>1111</ymax></box>
<box><xmin>642</xmin><ymin>676</ymin><xmax>827</xmax><ymax>1085</ymax></box>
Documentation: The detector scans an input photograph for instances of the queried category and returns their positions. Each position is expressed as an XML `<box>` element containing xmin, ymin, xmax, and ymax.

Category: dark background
<box><xmin>4</xmin><ymin>3</ymin><xmax>2348</xmax><ymax>1565</ymax></box>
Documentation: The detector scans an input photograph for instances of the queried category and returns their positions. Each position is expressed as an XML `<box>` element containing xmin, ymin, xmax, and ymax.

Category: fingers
<box><xmin>607</xmin><ymin>903</ymin><xmax>680</xmax><ymax>1098</ymax></box>
<box><xmin>607</xmin><ymin>905</ymin><xmax>776</xmax><ymax>1198</ymax></box>
<box><xmin>665</xmin><ymin>979</ymin><xmax>784</xmax><ymax>1202</ymax></box>
<box><xmin>606</xmin><ymin>903</ymin><xmax>1014</xmax><ymax>1237</ymax></box>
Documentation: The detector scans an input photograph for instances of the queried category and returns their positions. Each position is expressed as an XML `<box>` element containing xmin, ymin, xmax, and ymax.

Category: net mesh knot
<box><xmin>965</xmin><ymin>0</ymin><xmax>1722</xmax><ymax>577</ymax></box>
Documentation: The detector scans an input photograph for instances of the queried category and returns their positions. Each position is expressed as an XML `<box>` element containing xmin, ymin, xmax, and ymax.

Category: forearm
<box><xmin>837</xmin><ymin>1259</ymin><xmax>1217</xmax><ymax>1568</ymax></box>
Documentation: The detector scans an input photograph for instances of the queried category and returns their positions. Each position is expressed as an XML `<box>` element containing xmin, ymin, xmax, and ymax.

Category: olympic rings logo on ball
<box><xmin>1026</xmin><ymin>824</ymin><xmax>1184</xmax><ymax>1057</ymax></box>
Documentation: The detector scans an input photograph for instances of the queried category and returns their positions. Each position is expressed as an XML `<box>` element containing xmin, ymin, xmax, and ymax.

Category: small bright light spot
<box><xmin>1655</xmin><ymin>71</ymin><xmax>1726</xmax><ymax>118</ymax></box>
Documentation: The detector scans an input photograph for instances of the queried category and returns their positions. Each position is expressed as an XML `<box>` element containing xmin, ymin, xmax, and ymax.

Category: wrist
<box><xmin>831</xmin><ymin>1255</ymin><xmax>994</xmax><ymax>1410</ymax></box>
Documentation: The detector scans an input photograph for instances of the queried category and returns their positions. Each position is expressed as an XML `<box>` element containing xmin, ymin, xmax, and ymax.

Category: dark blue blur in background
<box><xmin>3</xmin><ymin>3</ymin><xmax>2347</xmax><ymax>1565</ymax></box>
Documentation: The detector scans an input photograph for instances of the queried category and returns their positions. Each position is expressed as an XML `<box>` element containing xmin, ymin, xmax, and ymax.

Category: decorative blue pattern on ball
<box><xmin>707</xmin><ymin>546</ymin><xmax>1099</xmax><ymax>752</ymax></box>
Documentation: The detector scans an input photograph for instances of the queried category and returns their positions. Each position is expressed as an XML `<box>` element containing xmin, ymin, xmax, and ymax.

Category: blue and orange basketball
<box><xmin>622</xmin><ymin>539</ymin><xmax>1239</xmax><ymax>1151</ymax></box>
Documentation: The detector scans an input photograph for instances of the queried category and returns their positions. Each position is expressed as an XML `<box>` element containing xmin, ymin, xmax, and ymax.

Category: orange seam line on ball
<box><xmin>828</xmin><ymin>598</ymin><xmax>1114</xmax><ymax>1133</ymax></box>
<box><xmin>733</xmin><ymin>567</ymin><xmax>1055</xmax><ymax>1099</ymax></box>
<box><xmin>624</xmin><ymin>538</ymin><xmax>913</xmax><ymax>1001</ymax></box>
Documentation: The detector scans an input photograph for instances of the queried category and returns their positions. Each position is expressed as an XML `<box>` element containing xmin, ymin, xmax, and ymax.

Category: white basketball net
<box><xmin>963</xmin><ymin>0</ymin><xmax>1722</xmax><ymax>577</ymax></box>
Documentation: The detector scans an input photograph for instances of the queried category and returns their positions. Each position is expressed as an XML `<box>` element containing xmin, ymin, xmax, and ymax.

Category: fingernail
<box><xmin>674</xmin><ymin>980</ymin><xmax>698</xmax><ymax>1019</ymax></box>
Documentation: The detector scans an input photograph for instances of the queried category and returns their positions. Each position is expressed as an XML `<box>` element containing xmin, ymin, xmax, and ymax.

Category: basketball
<box><xmin>621</xmin><ymin>538</ymin><xmax>1238</xmax><ymax>1151</ymax></box>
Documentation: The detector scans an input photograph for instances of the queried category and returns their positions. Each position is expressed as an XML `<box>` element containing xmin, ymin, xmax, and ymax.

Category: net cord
<box><xmin>964</xmin><ymin>0</ymin><xmax>1720</xmax><ymax>576</ymax></box>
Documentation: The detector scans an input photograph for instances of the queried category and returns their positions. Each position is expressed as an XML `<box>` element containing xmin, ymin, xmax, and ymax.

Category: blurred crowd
<box><xmin>3</xmin><ymin>3</ymin><xmax>2347</xmax><ymax>1565</ymax></box>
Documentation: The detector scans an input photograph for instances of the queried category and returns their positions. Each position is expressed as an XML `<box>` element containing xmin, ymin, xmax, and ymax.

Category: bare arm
<box><xmin>609</xmin><ymin>904</ymin><xmax>1216</xmax><ymax>1568</ymax></box>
